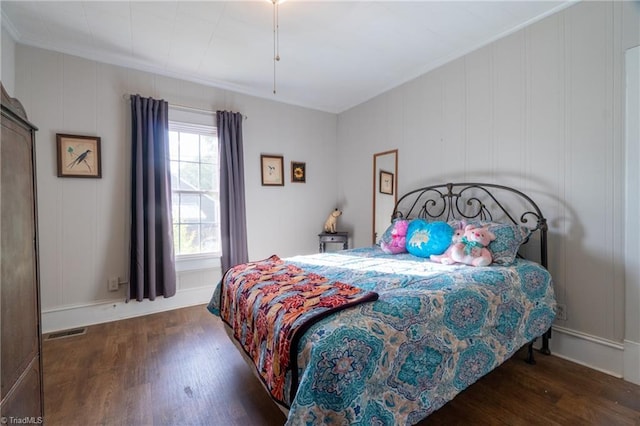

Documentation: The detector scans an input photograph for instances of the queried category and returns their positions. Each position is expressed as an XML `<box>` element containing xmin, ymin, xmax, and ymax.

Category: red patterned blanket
<box><xmin>218</xmin><ymin>255</ymin><xmax>379</xmax><ymax>405</ymax></box>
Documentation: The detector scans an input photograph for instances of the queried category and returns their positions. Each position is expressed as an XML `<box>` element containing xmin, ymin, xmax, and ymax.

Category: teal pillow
<box><xmin>405</xmin><ymin>220</ymin><xmax>454</xmax><ymax>258</ymax></box>
<box><xmin>485</xmin><ymin>222</ymin><xmax>531</xmax><ymax>264</ymax></box>
<box><xmin>449</xmin><ymin>220</ymin><xmax>531</xmax><ymax>265</ymax></box>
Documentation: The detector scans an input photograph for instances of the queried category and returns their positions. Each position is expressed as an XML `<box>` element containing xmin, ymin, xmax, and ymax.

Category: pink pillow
<box><xmin>380</xmin><ymin>220</ymin><xmax>409</xmax><ymax>254</ymax></box>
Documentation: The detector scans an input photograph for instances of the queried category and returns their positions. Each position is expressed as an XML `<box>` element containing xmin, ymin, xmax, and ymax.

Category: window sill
<box><xmin>175</xmin><ymin>253</ymin><xmax>221</xmax><ymax>272</ymax></box>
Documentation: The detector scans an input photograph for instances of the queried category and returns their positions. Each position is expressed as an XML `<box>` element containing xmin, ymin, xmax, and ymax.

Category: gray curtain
<box><xmin>217</xmin><ymin>110</ymin><xmax>248</xmax><ymax>272</ymax></box>
<box><xmin>129</xmin><ymin>94</ymin><xmax>176</xmax><ymax>301</ymax></box>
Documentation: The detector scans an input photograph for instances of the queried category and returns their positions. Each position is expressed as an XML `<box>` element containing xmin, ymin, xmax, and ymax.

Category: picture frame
<box><xmin>261</xmin><ymin>154</ymin><xmax>284</xmax><ymax>186</ymax></box>
<box><xmin>56</xmin><ymin>133</ymin><xmax>102</xmax><ymax>178</ymax></box>
<box><xmin>379</xmin><ymin>170</ymin><xmax>394</xmax><ymax>195</ymax></box>
<box><xmin>291</xmin><ymin>161</ymin><xmax>306</xmax><ymax>183</ymax></box>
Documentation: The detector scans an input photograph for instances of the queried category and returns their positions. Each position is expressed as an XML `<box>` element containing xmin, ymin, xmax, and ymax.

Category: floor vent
<box><xmin>46</xmin><ymin>327</ymin><xmax>87</xmax><ymax>340</ymax></box>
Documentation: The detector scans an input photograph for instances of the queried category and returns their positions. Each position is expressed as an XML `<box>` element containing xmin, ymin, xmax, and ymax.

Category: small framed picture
<box><xmin>261</xmin><ymin>154</ymin><xmax>284</xmax><ymax>186</ymax></box>
<box><xmin>56</xmin><ymin>134</ymin><xmax>102</xmax><ymax>178</ymax></box>
<box><xmin>379</xmin><ymin>170</ymin><xmax>394</xmax><ymax>195</ymax></box>
<box><xmin>291</xmin><ymin>161</ymin><xmax>306</xmax><ymax>183</ymax></box>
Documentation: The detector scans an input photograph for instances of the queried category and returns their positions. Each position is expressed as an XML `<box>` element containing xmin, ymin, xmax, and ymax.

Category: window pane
<box><xmin>168</xmin><ymin>122</ymin><xmax>219</xmax><ymax>258</ymax></box>
<box><xmin>171</xmin><ymin>194</ymin><xmax>180</xmax><ymax>224</ymax></box>
<box><xmin>169</xmin><ymin>131</ymin><xmax>179</xmax><ymax>159</ymax></box>
<box><xmin>201</xmin><ymin>135</ymin><xmax>217</xmax><ymax>163</ymax></box>
<box><xmin>178</xmin><ymin>224</ymin><xmax>200</xmax><ymax>255</ymax></box>
<box><xmin>179</xmin><ymin>132</ymin><xmax>200</xmax><ymax>162</ymax></box>
<box><xmin>180</xmin><ymin>193</ymin><xmax>200</xmax><ymax>223</ymax></box>
<box><xmin>179</xmin><ymin>161</ymin><xmax>200</xmax><ymax>190</ymax></box>
<box><xmin>200</xmin><ymin>163</ymin><xmax>215</xmax><ymax>191</ymax></box>
<box><xmin>201</xmin><ymin>223</ymin><xmax>218</xmax><ymax>253</ymax></box>
<box><xmin>201</xmin><ymin>195</ymin><xmax>216</xmax><ymax>223</ymax></box>
<box><xmin>173</xmin><ymin>224</ymin><xmax>180</xmax><ymax>251</ymax></box>
<box><xmin>170</xmin><ymin>160</ymin><xmax>180</xmax><ymax>190</ymax></box>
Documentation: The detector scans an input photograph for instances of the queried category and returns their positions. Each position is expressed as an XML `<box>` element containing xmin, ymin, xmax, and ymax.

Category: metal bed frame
<box><xmin>391</xmin><ymin>182</ymin><xmax>552</xmax><ymax>363</ymax></box>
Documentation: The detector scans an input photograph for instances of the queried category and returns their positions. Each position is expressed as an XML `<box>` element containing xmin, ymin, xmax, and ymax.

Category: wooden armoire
<box><xmin>0</xmin><ymin>84</ymin><xmax>44</xmax><ymax>420</ymax></box>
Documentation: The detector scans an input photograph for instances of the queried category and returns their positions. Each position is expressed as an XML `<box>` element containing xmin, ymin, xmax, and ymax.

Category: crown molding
<box><xmin>1</xmin><ymin>9</ymin><xmax>21</xmax><ymax>41</ymax></box>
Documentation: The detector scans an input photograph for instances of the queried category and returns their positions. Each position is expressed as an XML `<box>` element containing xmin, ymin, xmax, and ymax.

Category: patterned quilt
<box><xmin>208</xmin><ymin>247</ymin><xmax>557</xmax><ymax>425</ymax></box>
<box><xmin>217</xmin><ymin>254</ymin><xmax>379</xmax><ymax>404</ymax></box>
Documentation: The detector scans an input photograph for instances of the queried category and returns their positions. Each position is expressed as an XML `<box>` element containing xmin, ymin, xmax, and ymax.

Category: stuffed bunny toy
<box><xmin>431</xmin><ymin>224</ymin><xmax>495</xmax><ymax>267</ymax></box>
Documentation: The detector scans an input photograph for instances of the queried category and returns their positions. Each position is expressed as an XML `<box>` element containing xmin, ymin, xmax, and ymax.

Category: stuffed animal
<box><xmin>431</xmin><ymin>223</ymin><xmax>495</xmax><ymax>267</ymax></box>
<box><xmin>323</xmin><ymin>208</ymin><xmax>342</xmax><ymax>233</ymax></box>
<box><xmin>430</xmin><ymin>221</ymin><xmax>465</xmax><ymax>265</ymax></box>
<box><xmin>380</xmin><ymin>219</ymin><xmax>409</xmax><ymax>254</ymax></box>
<box><xmin>451</xmin><ymin>220</ymin><xmax>466</xmax><ymax>243</ymax></box>
<box><xmin>451</xmin><ymin>224</ymin><xmax>496</xmax><ymax>266</ymax></box>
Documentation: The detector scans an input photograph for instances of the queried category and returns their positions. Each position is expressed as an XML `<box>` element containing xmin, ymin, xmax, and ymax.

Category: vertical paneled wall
<box><xmin>1</xmin><ymin>27</ymin><xmax>16</xmax><ymax>94</ymax></box>
<box><xmin>338</xmin><ymin>1</ymin><xmax>638</xmax><ymax>352</ymax></box>
<box><xmin>624</xmin><ymin>45</ymin><xmax>640</xmax><ymax>384</ymax></box>
<box><xmin>13</xmin><ymin>45</ymin><xmax>338</xmax><ymax>329</ymax></box>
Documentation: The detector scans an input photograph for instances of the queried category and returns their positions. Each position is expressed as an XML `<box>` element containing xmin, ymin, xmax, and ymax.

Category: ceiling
<box><xmin>1</xmin><ymin>1</ymin><xmax>573</xmax><ymax>113</ymax></box>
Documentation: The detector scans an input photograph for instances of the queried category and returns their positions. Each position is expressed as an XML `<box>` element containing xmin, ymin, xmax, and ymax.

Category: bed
<box><xmin>208</xmin><ymin>182</ymin><xmax>556</xmax><ymax>425</ymax></box>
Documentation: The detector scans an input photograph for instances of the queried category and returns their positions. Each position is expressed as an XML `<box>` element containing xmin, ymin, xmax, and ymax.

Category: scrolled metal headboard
<box><xmin>392</xmin><ymin>182</ymin><xmax>548</xmax><ymax>268</ymax></box>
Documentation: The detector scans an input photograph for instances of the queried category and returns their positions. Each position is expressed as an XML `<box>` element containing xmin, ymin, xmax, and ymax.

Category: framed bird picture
<box><xmin>260</xmin><ymin>154</ymin><xmax>284</xmax><ymax>186</ymax></box>
<box><xmin>56</xmin><ymin>134</ymin><xmax>102</xmax><ymax>178</ymax></box>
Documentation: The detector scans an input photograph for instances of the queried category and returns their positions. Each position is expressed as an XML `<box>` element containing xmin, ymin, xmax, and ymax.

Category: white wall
<box><xmin>1</xmin><ymin>26</ymin><xmax>16</xmax><ymax>94</ymax></box>
<box><xmin>12</xmin><ymin>45</ymin><xmax>338</xmax><ymax>332</ymax></box>
<box><xmin>624</xmin><ymin>45</ymin><xmax>640</xmax><ymax>385</ymax></box>
<box><xmin>338</xmin><ymin>1</ymin><xmax>640</xmax><ymax>382</ymax></box>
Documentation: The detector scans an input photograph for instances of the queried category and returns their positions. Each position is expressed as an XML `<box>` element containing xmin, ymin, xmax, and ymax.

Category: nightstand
<box><xmin>318</xmin><ymin>232</ymin><xmax>349</xmax><ymax>253</ymax></box>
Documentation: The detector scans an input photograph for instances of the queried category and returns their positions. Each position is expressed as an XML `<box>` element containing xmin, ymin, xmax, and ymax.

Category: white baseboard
<box><xmin>624</xmin><ymin>339</ymin><xmax>640</xmax><ymax>385</ymax></box>
<box><xmin>41</xmin><ymin>285</ymin><xmax>215</xmax><ymax>334</ymax></box>
<box><xmin>549</xmin><ymin>325</ymin><xmax>625</xmax><ymax>378</ymax></box>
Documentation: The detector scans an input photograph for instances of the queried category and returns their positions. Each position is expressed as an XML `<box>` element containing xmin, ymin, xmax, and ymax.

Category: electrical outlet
<box><xmin>556</xmin><ymin>303</ymin><xmax>567</xmax><ymax>321</ymax></box>
<box><xmin>108</xmin><ymin>277</ymin><xmax>119</xmax><ymax>292</ymax></box>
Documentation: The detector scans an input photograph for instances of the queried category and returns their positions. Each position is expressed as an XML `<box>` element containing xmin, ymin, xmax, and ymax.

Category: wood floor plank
<box><xmin>43</xmin><ymin>305</ymin><xmax>640</xmax><ymax>425</ymax></box>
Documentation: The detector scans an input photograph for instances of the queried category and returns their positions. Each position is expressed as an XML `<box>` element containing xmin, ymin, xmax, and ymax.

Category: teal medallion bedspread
<box><xmin>208</xmin><ymin>246</ymin><xmax>556</xmax><ymax>425</ymax></box>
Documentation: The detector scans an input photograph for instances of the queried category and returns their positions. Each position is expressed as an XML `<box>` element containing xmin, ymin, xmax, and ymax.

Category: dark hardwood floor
<box><xmin>43</xmin><ymin>305</ymin><xmax>640</xmax><ymax>425</ymax></box>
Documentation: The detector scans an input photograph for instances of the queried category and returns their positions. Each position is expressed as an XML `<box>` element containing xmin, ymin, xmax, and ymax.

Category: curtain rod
<box><xmin>121</xmin><ymin>94</ymin><xmax>247</xmax><ymax>120</ymax></box>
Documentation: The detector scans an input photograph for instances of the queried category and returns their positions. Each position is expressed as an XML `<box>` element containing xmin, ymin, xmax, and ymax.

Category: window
<box><xmin>169</xmin><ymin>121</ymin><xmax>220</xmax><ymax>258</ymax></box>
